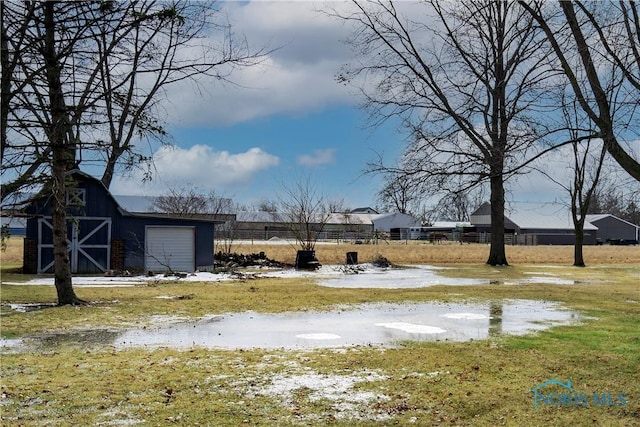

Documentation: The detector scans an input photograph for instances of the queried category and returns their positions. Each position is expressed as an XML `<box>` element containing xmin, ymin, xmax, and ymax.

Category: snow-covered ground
<box><xmin>2</xmin><ymin>264</ymin><xmax>489</xmax><ymax>288</ymax></box>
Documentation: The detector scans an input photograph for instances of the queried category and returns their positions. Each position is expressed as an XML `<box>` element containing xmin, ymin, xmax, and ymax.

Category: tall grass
<box><xmin>231</xmin><ymin>240</ymin><xmax>639</xmax><ymax>265</ymax></box>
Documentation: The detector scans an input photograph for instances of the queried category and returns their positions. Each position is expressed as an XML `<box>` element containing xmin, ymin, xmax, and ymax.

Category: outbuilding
<box><xmin>585</xmin><ymin>214</ymin><xmax>639</xmax><ymax>244</ymax></box>
<box><xmin>23</xmin><ymin>170</ymin><xmax>217</xmax><ymax>274</ymax></box>
<box><xmin>469</xmin><ymin>202</ymin><xmax>598</xmax><ymax>245</ymax></box>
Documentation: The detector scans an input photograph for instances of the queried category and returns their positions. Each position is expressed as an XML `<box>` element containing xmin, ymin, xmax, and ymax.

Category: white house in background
<box><xmin>371</xmin><ymin>212</ymin><xmax>421</xmax><ymax>232</ymax></box>
<box><xmin>585</xmin><ymin>214</ymin><xmax>639</xmax><ymax>243</ymax></box>
<box><xmin>470</xmin><ymin>202</ymin><xmax>599</xmax><ymax>245</ymax></box>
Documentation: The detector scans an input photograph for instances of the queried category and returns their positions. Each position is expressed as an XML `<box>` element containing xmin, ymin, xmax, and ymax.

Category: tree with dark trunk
<box><xmin>568</xmin><ymin>139</ymin><xmax>607</xmax><ymax>267</ymax></box>
<box><xmin>330</xmin><ymin>1</ymin><xmax>557</xmax><ymax>265</ymax></box>
<box><xmin>2</xmin><ymin>1</ymin><xmax>269</xmax><ymax>201</ymax></box>
<box><xmin>1</xmin><ymin>1</ymin><xmax>267</xmax><ymax>304</ymax></box>
<box><xmin>43</xmin><ymin>2</ymin><xmax>83</xmax><ymax>304</ymax></box>
<box><xmin>535</xmin><ymin>96</ymin><xmax>608</xmax><ymax>267</ymax></box>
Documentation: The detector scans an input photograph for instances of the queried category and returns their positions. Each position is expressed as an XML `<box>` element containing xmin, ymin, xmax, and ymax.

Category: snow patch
<box><xmin>375</xmin><ymin>322</ymin><xmax>446</xmax><ymax>334</ymax></box>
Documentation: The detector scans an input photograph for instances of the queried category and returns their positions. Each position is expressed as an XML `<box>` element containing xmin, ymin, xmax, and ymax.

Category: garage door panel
<box><xmin>146</xmin><ymin>227</ymin><xmax>195</xmax><ymax>272</ymax></box>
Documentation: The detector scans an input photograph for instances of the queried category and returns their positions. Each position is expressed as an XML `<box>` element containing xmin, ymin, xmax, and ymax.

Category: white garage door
<box><xmin>146</xmin><ymin>227</ymin><xmax>195</xmax><ymax>272</ymax></box>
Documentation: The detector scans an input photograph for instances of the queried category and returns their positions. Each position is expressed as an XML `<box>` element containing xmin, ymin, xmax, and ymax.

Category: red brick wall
<box><xmin>110</xmin><ymin>239</ymin><xmax>124</xmax><ymax>271</ymax></box>
<box><xmin>23</xmin><ymin>238</ymin><xmax>37</xmax><ymax>274</ymax></box>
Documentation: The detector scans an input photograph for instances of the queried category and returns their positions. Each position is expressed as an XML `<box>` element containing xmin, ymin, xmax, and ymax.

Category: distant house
<box><xmin>372</xmin><ymin>212</ymin><xmax>420</xmax><ymax>232</ymax></box>
<box><xmin>23</xmin><ymin>170</ymin><xmax>218</xmax><ymax>274</ymax></box>
<box><xmin>469</xmin><ymin>202</ymin><xmax>598</xmax><ymax>245</ymax></box>
<box><xmin>585</xmin><ymin>214</ymin><xmax>639</xmax><ymax>243</ymax></box>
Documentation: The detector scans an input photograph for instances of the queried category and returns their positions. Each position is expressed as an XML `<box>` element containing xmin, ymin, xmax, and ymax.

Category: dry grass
<box><xmin>1</xmin><ymin>237</ymin><xmax>637</xmax><ymax>274</ymax></box>
<box><xmin>0</xmin><ymin>236</ymin><xmax>23</xmax><ymax>268</ymax></box>
<box><xmin>232</xmin><ymin>240</ymin><xmax>639</xmax><ymax>265</ymax></box>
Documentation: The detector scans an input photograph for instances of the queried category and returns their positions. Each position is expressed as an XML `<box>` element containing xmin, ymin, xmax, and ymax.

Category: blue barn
<box><xmin>23</xmin><ymin>170</ymin><xmax>217</xmax><ymax>274</ymax></box>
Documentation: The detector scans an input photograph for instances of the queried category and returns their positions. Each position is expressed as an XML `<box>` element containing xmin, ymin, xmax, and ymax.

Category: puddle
<box><xmin>3</xmin><ymin>299</ymin><xmax>580</xmax><ymax>352</ymax></box>
<box><xmin>111</xmin><ymin>300</ymin><xmax>579</xmax><ymax>349</ymax></box>
<box><xmin>317</xmin><ymin>265</ymin><xmax>487</xmax><ymax>288</ymax></box>
<box><xmin>522</xmin><ymin>277</ymin><xmax>577</xmax><ymax>285</ymax></box>
<box><xmin>0</xmin><ymin>337</ymin><xmax>24</xmax><ymax>350</ymax></box>
<box><xmin>2</xmin><ymin>303</ymin><xmax>57</xmax><ymax>313</ymax></box>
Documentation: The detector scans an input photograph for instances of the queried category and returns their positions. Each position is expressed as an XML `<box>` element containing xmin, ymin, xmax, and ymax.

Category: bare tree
<box><xmin>568</xmin><ymin>139</ymin><xmax>607</xmax><ymax>266</ymax></box>
<box><xmin>152</xmin><ymin>186</ymin><xmax>232</xmax><ymax>216</ymax></box>
<box><xmin>255</xmin><ymin>198</ymin><xmax>279</xmax><ymax>213</ymax></box>
<box><xmin>430</xmin><ymin>185</ymin><xmax>487</xmax><ymax>222</ymax></box>
<box><xmin>535</xmin><ymin>95</ymin><xmax>608</xmax><ymax>266</ymax></box>
<box><xmin>588</xmin><ymin>177</ymin><xmax>640</xmax><ymax>224</ymax></box>
<box><xmin>153</xmin><ymin>187</ymin><xmax>207</xmax><ymax>217</ymax></box>
<box><xmin>376</xmin><ymin>170</ymin><xmax>424</xmax><ymax>215</ymax></box>
<box><xmin>330</xmin><ymin>1</ymin><xmax>558</xmax><ymax>265</ymax></box>
<box><xmin>2</xmin><ymin>1</ymin><xmax>269</xmax><ymax>198</ymax></box>
<box><xmin>152</xmin><ymin>186</ymin><xmax>238</xmax><ymax>253</ymax></box>
<box><xmin>273</xmin><ymin>176</ymin><xmax>338</xmax><ymax>252</ymax></box>
<box><xmin>1</xmin><ymin>1</ymin><xmax>266</xmax><ymax>305</ymax></box>
<box><xmin>521</xmin><ymin>0</ymin><xmax>640</xmax><ymax>181</ymax></box>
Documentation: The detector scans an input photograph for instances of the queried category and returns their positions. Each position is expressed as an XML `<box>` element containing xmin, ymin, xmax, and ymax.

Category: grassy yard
<box><xmin>1</xmin><ymin>238</ymin><xmax>639</xmax><ymax>425</ymax></box>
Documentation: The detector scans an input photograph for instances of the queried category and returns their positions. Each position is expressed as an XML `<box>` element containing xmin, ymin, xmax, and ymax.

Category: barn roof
<box><xmin>63</xmin><ymin>171</ymin><xmax>220</xmax><ymax>224</ymax></box>
<box><xmin>112</xmin><ymin>195</ymin><xmax>158</xmax><ymax>213</ymax></box>
<box><xmin>508</xmin><ymin>206</ymin><xmax>597</xmax><ymax>230</ymax></box>
<box><xmin>586</xmin><ymin>214</ymin><xmax>639</xmax><ymax>228</ymax></box>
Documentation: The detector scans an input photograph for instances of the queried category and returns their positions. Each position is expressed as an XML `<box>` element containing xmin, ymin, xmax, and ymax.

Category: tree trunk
<box><xmin>51</xmin><ymin>162</ymin><xmax>79</xmax><ymax>304</ymax></box>
<box><xmin>100</xmin><ymin>146</ymin><xmax>122</xmax><ymax>189</ymax></box>
<box><xmin>573</xmin><ymin>222</ymin><xmax>585</xmax><ymax>267</ymax></box>
<box><xmin>44</xmin><ymin>2</ymin><xmax>83</xmax><ymax>305</ymax></box>
<box><xmin>486</xmin><ymin>170</ymin><xmax>508</xmax><ymax>266</ymax></box>
<box><xmin>603</xmin><ymin>133</ymin><xmax>640</xmax><ymax>182</ymax></box>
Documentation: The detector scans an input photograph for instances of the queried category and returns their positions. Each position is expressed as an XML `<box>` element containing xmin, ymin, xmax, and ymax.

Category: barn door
<box><xmin>38</xmin><ymin>217</ymin><xmax>112</xmax><ymax>274</ymax></box>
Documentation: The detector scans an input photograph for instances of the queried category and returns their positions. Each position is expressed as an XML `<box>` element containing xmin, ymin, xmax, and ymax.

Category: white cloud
<box><xmin>297</xmin><ymin>148</ymin><xmax>336</xmax><ymax>167</ymax></box>
<box><xmin>110</xmin><ymin>145</ymin><xmax>280</xmax><ymax>195</ymax></box>
<box><xmin>163</xmin><ymin>1</ymin><xmax>358</xmax><ymax>127</ymax></box>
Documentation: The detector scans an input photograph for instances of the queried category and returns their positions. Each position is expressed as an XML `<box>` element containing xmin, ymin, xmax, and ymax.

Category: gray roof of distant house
<box><xmin>586</xmin><ymin>214</ymin><xmax>639</xmax><ymax>228</ymax></box>
<box><xmin>472</xmin><ymin>202</ymin><xmax>598</xmax><ymax>230</ymax></box>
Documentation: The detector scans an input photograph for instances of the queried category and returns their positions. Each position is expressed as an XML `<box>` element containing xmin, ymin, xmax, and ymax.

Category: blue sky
<box><xmin>111</xmin><ymin>104</ymin><xmax>405</xmax><ymax>209</ymax></box>
<box><xmin>167</xmin><ymin>106</ymin><xmax>403</xmax><ymax>209</ymax></box>
<box><xmin>109</xmin><ymin>1</ymin><xmax>409</xmax><ymax>209</ymax></box>
<box><xmin>107</xmin><ymin>1</ymin><xmax>638</xmax><ymax>212</ymax></box>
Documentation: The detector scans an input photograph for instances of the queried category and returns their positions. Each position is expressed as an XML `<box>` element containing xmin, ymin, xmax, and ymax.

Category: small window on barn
<box><xmin>66</xmin><ymin>188</ymin><xmax>86</xmax><ymax>206</ymax></box>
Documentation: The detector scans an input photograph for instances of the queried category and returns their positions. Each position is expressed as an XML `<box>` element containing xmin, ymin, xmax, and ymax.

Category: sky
<box><xmin>107</xmin><ymin>1</ymin><xmax>639</xmax><ymax>212</ymax></box>
<box><xmin>109</xmin><ymin>1</ymin><xmax>405</xmax><ymax>209</ymax></box>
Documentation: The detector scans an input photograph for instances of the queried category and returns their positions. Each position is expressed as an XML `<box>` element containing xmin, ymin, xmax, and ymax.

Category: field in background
<box><xmin>0</xmin><ymin>237</ymin><xmax>23</xmax><ymax>268</ymax></box>
<box><xmin>1</xmin><ymin>237</ymin><xmax>638</xmax><ymax>272</ymax></box>
<box><xmin>231</xmin><ymin>239</ymin><xmax>639</xmax><ymax>265</ymax></box>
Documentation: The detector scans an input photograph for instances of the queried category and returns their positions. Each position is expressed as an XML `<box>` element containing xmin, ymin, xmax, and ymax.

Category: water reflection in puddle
<box><xmin>108</xmin><ymin>299</ymin><xmax>576</xmax><ymax>350</ymax></box>
<box><xmin>317</xmin><ymin>265</ymin><xmax>487</xmax><ymax>288</ymax></box>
